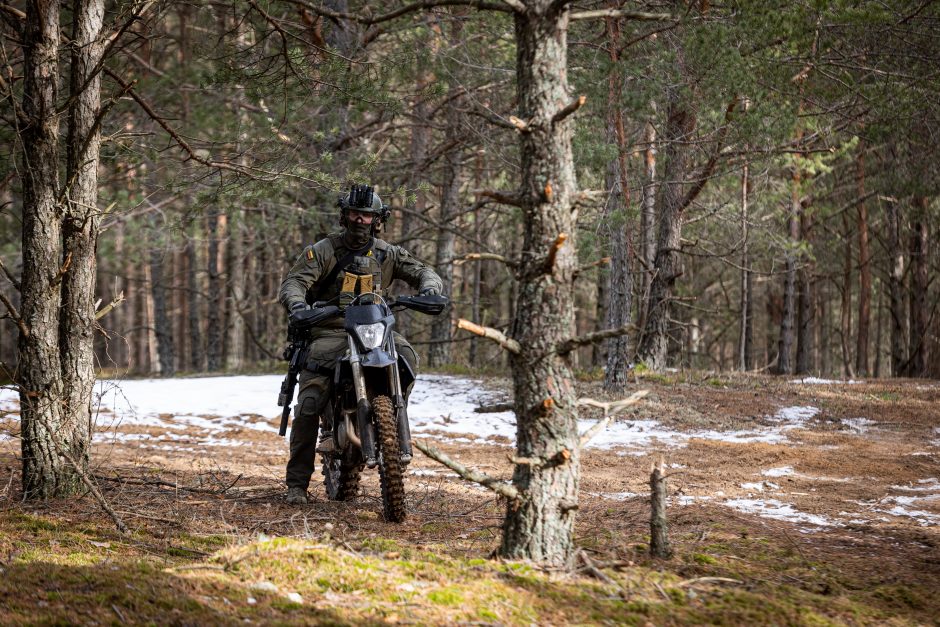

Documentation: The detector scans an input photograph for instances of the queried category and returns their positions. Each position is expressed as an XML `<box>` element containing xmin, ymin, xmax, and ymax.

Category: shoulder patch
<box><xmin>306</xmin><ymin>249</ymin><xmax>315</xmax><ymax>261</ymax></box>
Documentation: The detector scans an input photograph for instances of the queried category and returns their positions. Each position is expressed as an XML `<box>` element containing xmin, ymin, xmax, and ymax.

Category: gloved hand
<box><xmin>288</xmin><ymin>302</ymin><xmax>307</xmax><ymax>325</ymax></box>
<box><xmin>419</xmin><ymin>287</ymin><xmax>440</xmax><ymax>296</ymax></box>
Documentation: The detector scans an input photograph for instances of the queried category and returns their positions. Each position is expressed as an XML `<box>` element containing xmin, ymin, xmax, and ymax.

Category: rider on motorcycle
<box><xmin>278</xmin><ymin>185</ymin><xmax>443</xmax><ymax>505</ymax></box>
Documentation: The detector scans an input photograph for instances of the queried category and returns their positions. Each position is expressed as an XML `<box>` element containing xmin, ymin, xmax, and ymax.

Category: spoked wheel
<box><xmin>372</xmin><ymin>395</ymin><xmax>406</xmax><ymax>522</ymax></box>
<box><xmin>322</xmin><ymin>452</ymin><xmax>364</xmax><ymax>501</ymax></box>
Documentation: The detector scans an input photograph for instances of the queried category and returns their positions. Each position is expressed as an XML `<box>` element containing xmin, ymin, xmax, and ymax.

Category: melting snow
<box><xmin>763</xmin><ymin>466</ymin><xmax>795</xmax><ymax>477</ymax></box>
<box><xmin>790</xmin><ymin>377</ymin><xmax>862</xmax><ymax>385</ymax></box>
<box><xmin>723</xmin><ymin>498</ymin><xmax>835</xmax><ymax>527</ymax></box>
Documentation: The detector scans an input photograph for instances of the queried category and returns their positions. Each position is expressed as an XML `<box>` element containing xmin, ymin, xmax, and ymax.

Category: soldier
<box><xmin>278</xmin><ymin>185</ymin><xmax>443</xmax><ymax>505</ymax></box>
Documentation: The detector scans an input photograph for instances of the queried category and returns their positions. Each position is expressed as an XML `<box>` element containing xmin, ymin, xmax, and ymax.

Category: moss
<box><xmin>692</xmin><ymin>553</ymin><xmax>718</xmax><ymax>565</ymax></box>
<box><xmin>427</xmin><ymin>587</ymin><xmax>464</xmax><ymax>606</ymax></box>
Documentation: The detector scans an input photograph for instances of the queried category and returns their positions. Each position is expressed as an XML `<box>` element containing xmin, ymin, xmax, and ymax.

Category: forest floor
<box><xmin>0</xmin><ymin>371</ymin><xmax>938</xmax><ymax>625</ymax></box>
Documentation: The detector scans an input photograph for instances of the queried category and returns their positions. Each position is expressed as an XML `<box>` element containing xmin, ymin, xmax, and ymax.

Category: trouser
<box><xmin>285</xmin><ymin>328</ymin><xmax>418</xmax><ymax>490</ymax></box>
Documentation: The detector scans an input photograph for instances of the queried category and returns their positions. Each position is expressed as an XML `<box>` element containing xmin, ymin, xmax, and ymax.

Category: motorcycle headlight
<box><xmin>356</xmin><ymin>322</ymin><xmax>387</xmax><ymax>349</ymax></box>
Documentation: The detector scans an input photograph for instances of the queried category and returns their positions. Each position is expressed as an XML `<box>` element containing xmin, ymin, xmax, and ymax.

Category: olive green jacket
<box><xmin>278</xmin><ymin>232</ymin><xmax>443</xmax><ymax>313</ymax></box>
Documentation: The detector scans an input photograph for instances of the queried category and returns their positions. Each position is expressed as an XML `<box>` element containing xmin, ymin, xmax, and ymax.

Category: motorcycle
<box><xmin>279</xmin><ymin>290</ymin><xmax>447</xmax><ymax>522</ymax></box>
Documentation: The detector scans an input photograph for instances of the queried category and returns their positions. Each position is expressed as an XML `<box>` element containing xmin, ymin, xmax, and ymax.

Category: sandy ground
<box><xmin>1</xmin><ymin>372</ymin><xmax>938</xmax><ymax>593</ymax></box>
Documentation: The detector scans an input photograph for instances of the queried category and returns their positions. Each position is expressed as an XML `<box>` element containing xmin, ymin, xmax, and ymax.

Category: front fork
<box><xmin>347</xmin><ymin>337</ymin><xmax>378</xmax><ymax>466</ymax></box>
<box><xmin>347</xmin><ymin>335</ymin><xmax>413</xmax><ymax>465</ymax></box>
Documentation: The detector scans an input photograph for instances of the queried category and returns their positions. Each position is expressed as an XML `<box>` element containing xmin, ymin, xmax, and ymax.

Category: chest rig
<box><xmin>308</xmin><ymin>235</ymin><xmax>387</xmax><ymax>306</ymax></box>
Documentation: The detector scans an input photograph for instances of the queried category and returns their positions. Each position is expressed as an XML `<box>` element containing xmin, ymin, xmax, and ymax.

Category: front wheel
<box><xmin>373</xmin><ymin>395</ymin><xmax>406</xmax><ymax>522</ymax></box>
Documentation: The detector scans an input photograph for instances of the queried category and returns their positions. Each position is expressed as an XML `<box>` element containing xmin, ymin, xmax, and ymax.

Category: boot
<box><xmin>286</xmin><ymin>486</ymin><xmax>308</xmax><ymax>505</ymax></box>
<box><xmin>315</xmin><ymin>413</ymin><xmax>335</xmax><ymax>454</ymax></box>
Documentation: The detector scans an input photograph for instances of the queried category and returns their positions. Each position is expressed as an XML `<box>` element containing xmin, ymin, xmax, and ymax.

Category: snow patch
<box><xmin>790</xmin><ymin>377</ymin><xmax>862</xmax><ymax>385</ymax></box>
<box><xmin>842</xmin><ymin>417</ymin><xmax>877</xmax><ymax>433</ymax></box>
<box><xmin>723</xmin><ymin>498</ymin><xmax>835</xmax><ymax>527</ymax></box>
<box><xmin>763</xmin><ymin>466</ymin><xmax>795</xmax><ymax>478</ymax></box>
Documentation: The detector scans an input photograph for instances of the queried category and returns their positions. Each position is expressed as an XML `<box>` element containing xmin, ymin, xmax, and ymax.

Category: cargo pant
<box><xmin>286</xmin><ymin>327</ymin><xmax>418</xmax><ymax>490</ymax></box>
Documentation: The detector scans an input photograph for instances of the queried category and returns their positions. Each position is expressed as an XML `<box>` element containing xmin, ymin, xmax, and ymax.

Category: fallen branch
<box><xmin>413</xmin><ymin>439</ymin><xmax>519</xmax><ymax>501</ymax></box>
<box><xmin>578</xmin><ymin>390</ymin><xmax>649</xmax><ymax>447</ymax></box>
<box><xmin>94</xmin><ymin>291</ymin><xmax>125</xmax><ymax>320</ymax></box>
<box><xmin>552</xmin><ymin>95</ymin><xmax>586</xmax><ymax>124</ymax></box>
<box><xmin>456</xmin><ymin>319</ymin><xmax>521</xmax><ymax>354</ymax></box>
<box><xmin>578</xmin><ymin>549</ymin><xmax>619</xmax><ymax>587</ymax></box>
<box><xmin>557</xmin><ymin>323</ymin><xmax>635</xmax><ymax>355</ymax></box>
<box><xmin>676</xmin><ymin>577</ymin><xmax>743</xmax><ymax>587</ymax></box>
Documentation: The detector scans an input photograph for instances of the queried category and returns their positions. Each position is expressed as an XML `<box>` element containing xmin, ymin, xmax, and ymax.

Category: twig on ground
<box><xmin>577</xmin><ymin>390</ymin><xmax>650</xmax><ymax>447</ymax></box>
<box><xmin>676</xmin><ymin>577</ymin><xmax>743</xmax><ymax>587</ymax></box>
<box><xmin>413</xmin><ymin>439</ymin><xmax>519</xmax><ymax>501</ymax></box>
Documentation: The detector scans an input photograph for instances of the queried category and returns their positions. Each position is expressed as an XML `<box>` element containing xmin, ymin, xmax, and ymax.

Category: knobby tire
<box><xmin>373</xmin><ymin>395</ymin><xmax>406</xmax><ymax>522</ymax></box>
<box><xmin>322</xmin><ymin>454</ymin><xmax>363</xmax><ymax>501</ymax></box>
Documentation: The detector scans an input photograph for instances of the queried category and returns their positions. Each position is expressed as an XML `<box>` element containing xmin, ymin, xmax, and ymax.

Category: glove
<box><xmin>288</xmin><ymin>302</ymin><xmax>307</xmax><ymax>325</ymax></box>
<box><xmin>419</xmin><ymin>287</ymin><xmax>440</xmax><ymax>296</ymax></box>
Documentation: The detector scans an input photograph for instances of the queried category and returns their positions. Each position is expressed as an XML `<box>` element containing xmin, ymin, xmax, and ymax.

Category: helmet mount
<box><xmin>338</xmin><ymin>183</ymin><xmax>391</xmax><ymax>232</ymax></box>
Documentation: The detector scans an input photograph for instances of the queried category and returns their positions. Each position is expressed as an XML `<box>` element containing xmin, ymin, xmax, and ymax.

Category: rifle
<box><xmin>276</xmin><ymin>304</ymin><xmax>341</xmax><ymax>437</ymax></box>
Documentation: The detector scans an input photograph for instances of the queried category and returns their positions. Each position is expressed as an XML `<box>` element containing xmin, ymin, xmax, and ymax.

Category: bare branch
<box><xmin>508</xmin><ymin>115</ymin><xmax>530</xmax><ymax>132</ymax></box>
<box><xmin>677</xmin><ymin>97</ymin><xmax>739</xmax><ymax>215</ymax></box>
<box><xmin>0</xmin><ymin>290</ymin><xmax>28</xmax><ymax>337</ymax></box>
<box><xmin>474</xmin><ymin>189</ymin><xmax>524</xmax><ymax>207</ymax></box>
<box><xmin>95</xmin><ymin>291</ymin><xmax>125</xmax><ymax>320</ymax></box>
<box><xmin>557</xmin><ymin>323</ymin><xmax>635</xmax><ymax>355</ymax></box>
<box><xmin>573</xmin><ymin>256</ymin><xmax>610</xmax><ymax>277</ymax></box>
<box><xmin>552</xmin><ymin>95</ymin><xmax>586</xmax><ymax>124</ymax></box>
<box><xmin>414</xmin><ymin>439</ymin><xmax>519</xmax><ymax>500</ymax></box>
<box><xmin>286</xmin><ymin>0</ymin><xmax>516</xmax><ymax>25</ymax></box>
<box><xmin>454</xmin><ymin>252</ymin><xmax>518</xmax><ymax>268</ymax></box>
<box><xmin>570</xmin><ymin>9</ymin><xmax>673</xmax><ymax>21</ymax></box>
<box><xmin>0</xmin><ymin>257</ymin><xmax>19</xmax><ymax>290</ymax></box>
<box><xmin>457</xmin><ymin>319</ymin><xmax>521</xmax><ymax>354</ymax></box>
<box><xmin>578</xmin><ymin>390</ymin><xmax>650</xmax><ymax>447</ymax></box>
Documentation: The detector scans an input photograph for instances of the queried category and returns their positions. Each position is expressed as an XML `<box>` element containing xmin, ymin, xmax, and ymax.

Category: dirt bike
<box><xmin>283</xmin><ymin>291</ymin><xmax>447</xmax><ymax>522</ymax></box>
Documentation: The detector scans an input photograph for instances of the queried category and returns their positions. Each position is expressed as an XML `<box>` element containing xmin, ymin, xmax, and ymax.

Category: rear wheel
<box><xmin>373</xmin><ymin>395</ymin><xmax>406</xmax><ymax>522</ymax></box>
<box><xmin>322</xmin><ymin>452</ymin><xmax>363</xmax><ymax>501</ymax></box>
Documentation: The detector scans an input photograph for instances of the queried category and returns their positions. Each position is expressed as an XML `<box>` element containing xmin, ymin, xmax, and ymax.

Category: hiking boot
<box><xmin>286</xmin><ymin>486</ymin><xmax>308</xmax><ymax>505</ymax></box>
<box><xmin>315</xmin><ymin>431</ymin><xmax>335</xmax><ymax>454</ymax></box>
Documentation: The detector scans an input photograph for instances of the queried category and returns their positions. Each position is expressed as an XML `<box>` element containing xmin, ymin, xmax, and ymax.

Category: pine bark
<box><xmin>855</xmin><ymin>148</ymin><xmax>871</xmax><ymax>376</ymax></box>
<box><xmin>840</xmin><ymin>210</ymin><xmax>855</xmax><ymax>377</ymax></box>
<box><xmin>795</xmin><ymin>206</ymin><xmax>813</xmax><ymax>374</ymax></box>
<box><xmin>149</xmin><ymin>224</ymin><xmax>175</xmax><ymax>377</ymax></box>
<box><xmin>500</xmin><ymin>2</ymin><xmax>580</xmax><ymax>567</ymax></box>
<box><xmin>775</xmin><ymin>161</ymin><xmax>800</xmax><ymax>374</ymax></box>
<box><xmin>886</xmin><ymin>200</ymin><xmax>906</xmax><ymax>375</ymax></box>
<box><xmin>206</xmin><ymin>208</ymin><xmax>223</xmax><ymax>371</ymax></box>
<box><xmin>19</xmin><ymin>0</ymin><xmax>68</xmax><ymax>499</ymax></box>
<box><xmin>635</xmin><ymin>45</ymin><xmax>697</xmax><ymax>370</ymax></box>
<box><xmin>738</xmin><ymin>151</ymin><xmax>753</xmax><ymax>370</ymax></box>
<box><xmin>429</xmin><ymin>79</ymin><xmax>462</xmax><ymax>367</ymax></box>
<box><xmin>603</xmin><ymin>13</ymin><xmax>632</xmax><ymax>391</ymax></box>
<box><xmin>907</xmin><ymin>201</ymin><xmax>928</xmax><ymax>377</ymax></box>
<box><xmin>59</xmin><ymin>0</ymin><xmax>106</xmax><ymax>486</ymax></box>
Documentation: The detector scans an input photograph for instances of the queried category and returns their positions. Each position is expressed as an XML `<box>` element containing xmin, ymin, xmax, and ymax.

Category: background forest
<box><xmin>2</xmin><ymin>0</ymin><xmax>939</xmax><ymax>382</ymax></box>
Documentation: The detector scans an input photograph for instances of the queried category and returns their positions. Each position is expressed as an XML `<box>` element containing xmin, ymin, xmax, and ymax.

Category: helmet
<box><xmin>338</xmin><ymin>184</ymin><xmax>390</xmax><ymax>229</ymax></box>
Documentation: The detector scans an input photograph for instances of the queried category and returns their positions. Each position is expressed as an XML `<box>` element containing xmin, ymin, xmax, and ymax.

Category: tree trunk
<box><xmin>795</xmin><ymin>206</ymin><xmax>813</xmax><ymax>374</ymax></box>
<box><xmin>738</xmin><ymin>144</ymin><xmax>752</xmax><ymax>371</ymax></box>
<box><xmin>225</xmin><ymin>214</ymin><xmax>245</xmax><ymax>371</ymax></box>
<box><xmin>886</xmin><ymin>199</ymin><xmax>905</xmax><ymax>375</ymax></box>
<box><xmin>603</xmin><ymin>13</ymin><xmax>633</xmax><ymax>391</ymax></box>
<box><xmin>840</xmin><ymin>210</ymin><xmax>855</xmax><ymax>377</ymax></box>
<box><xmin>500</xmin><ymin>3</ymin><xmax>580</xmax><ymax>567</ymax></box>
<box><xmin>206</xmin><ymin>208</ymin><xmax>223</xmax><ymax>371</ymax></box>
<box><xmin>186</xmin><ymin>237</ymin><xmax>205</xmax><ymax>371</ymax></box>
<box><xmin>635</xmin><ymin>43</ymin><xmax>697</xmax><ymax>370</ymax></box>
<box><xmin>775</xmin><ymin>162</ymin><xmax>800</xmax><ymax>374</ymax></box>
<box><xmin>149</xmin><ymin>219</ymin><xmax>175</xmax><ymax>377</ymax></box>
<box><xmin>855</xmin><ymin>148</ymin><xmax>871</xmax><ymax>376</ymax></box>
<box><xmin>907</xmin><ymin>200</ymin><xmax>928</xmax><ymax>377</ymax></box>
<box><xmin>18</xmin><ymin>0</ymin><xmax>68</xmax><ymax>499</ymax></box>
<box><xmin>640</xmin><ymin>115</ymin><xmax>657</xmax><ymax>325</ymax></box>
<box><xmin>429</xmin><ymin>77</ymin><xmax>462</xmax><ymax>367</ymax></box>
<box><xmin>58</xmin><ymin>0</ymin><xmax>106</xmax><ymax>489</ymax></box>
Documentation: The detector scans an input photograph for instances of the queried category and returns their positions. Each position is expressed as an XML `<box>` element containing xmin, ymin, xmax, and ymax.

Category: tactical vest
<box><xmin>305</xmin><ymin>234</ymin><xmax>388</xmax><ymax>306</ymax></box>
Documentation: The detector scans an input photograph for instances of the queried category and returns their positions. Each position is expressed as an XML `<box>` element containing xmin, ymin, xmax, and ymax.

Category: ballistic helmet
<box><xmin>338</xmin><ymin>184</ymin><xmax>389</xmax><ymax>224</ymax></box>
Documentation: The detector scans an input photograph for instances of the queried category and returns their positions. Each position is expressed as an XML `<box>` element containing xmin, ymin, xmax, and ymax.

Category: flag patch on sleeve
<box><xmin>306</xmin><ymin>249</ymin><xmax>314</xmax><ymax>261</ymax></box>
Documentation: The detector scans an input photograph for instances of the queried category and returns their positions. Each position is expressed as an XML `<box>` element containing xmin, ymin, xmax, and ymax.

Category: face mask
<box><xmin>344</xmin><ymin>221</ymin><xmax>372</xmax><ymax>248</ymax></box>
